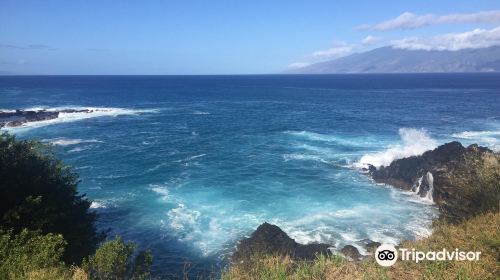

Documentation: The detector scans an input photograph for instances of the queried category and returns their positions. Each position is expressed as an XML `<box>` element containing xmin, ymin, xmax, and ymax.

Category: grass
<box><xmin>222</xmin><ymin>212</ymin><xmax>500</xmax><ymax>280</ymax></box>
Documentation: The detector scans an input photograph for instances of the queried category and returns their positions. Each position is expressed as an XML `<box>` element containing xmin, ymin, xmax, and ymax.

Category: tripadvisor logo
<box><xmin>375</xmin><ymin>244</ymin><xmax>481</xmax><ymax>267</ymax></box>
<box><xmin>375</xmin><ymin>244</ymin><xmax>398</xmax><ymax>266</ymax></box>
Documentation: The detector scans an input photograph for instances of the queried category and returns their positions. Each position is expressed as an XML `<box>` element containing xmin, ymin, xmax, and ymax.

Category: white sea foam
<box><xmin>355</xmin><ymin>128</ymin><xmax>437</xmax><ymax>168</ymax></box>
<box><xmin>150</xmin><ymin>184</ymin><xmax>169</xmax><ymax>197</ymax></box>
<box><xmin>187</xmin><ymin>154</ymin><xmax>206</xmax><ymax>160</ymax></box>
<box><xmin>282</xmin><ymin>153</ymin><xmax>330</xmax><ymax>163</ymax></box>
<box><xmin>44</xmin><ymin>138</ymin><xmax>103</xmax><ymax>146</ymax></box>
<box><xmin>285</xmin><ymin>130</ymin><xmax>379</xmax><ymax>148</ymax></box>
<box><xmin>167</xmin><ymin>203</ymin><xmax>201</xmax><ymax>232</ymax></box>
<box><xmin>90</xmin><ymin>201</ymin><xmax>106</xmax><ymax>209</ymax></box>
<box><xmin>192</xmin><ymin>110</ymin><xmax>210</xmax><ymax>115</ymax></box>
<box><xmin>175</xmin><ymin>154</ymin><xmax>207</xmax><ymax>163</ymax></box>
<box><xmin>2</xmin><ymin>106</ymin><xmax>158</xmax><ymax>132</ymax></box>
<box><xmin>452</xmin><ymin>130</ymin><xmax>500</xmax><ymax>151</ymax></box>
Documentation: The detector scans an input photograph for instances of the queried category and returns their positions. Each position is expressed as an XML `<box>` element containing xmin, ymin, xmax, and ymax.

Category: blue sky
<box><xmin>1</xmin><ymin>0</ymin><xmax>500</xmax><ymax>74</ymax></box>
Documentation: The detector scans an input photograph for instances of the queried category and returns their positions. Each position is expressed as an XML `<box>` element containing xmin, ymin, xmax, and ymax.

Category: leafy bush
<box><xmin>0</xmin><ymin>229</ymin><xmax>72</xmax><ymax>279</ymax></box>
<box><xmin>0</xmin><ymin>133</ymin><xmax>102</xmax><ymax>264</ymax></box>
<box><xmin>441</xmin><ymin>151</ymin><xmax>500</xmax><ymax>223</ymax></box>
<box><xmin>82</xmin><ymin>236</ymin><xmax>152</xmax><ymax>280</ymax></box>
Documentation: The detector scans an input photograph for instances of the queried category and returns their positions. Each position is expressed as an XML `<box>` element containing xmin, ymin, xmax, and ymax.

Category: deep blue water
<box><xmin>1</xmin><ymin>74</ymin><xmax>499</xmax><ymax>277</ymax></box>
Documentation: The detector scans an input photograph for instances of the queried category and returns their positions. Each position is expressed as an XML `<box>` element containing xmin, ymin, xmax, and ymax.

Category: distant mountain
<box><xmin>290</xmin><ymin>46</ymin><xmax>500</xmax><ymax>74</ymax></box>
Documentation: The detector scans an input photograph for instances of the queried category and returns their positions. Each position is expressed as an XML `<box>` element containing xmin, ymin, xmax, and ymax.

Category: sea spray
<box><xmin>355</xmin><ymin>128</ymin><xmax>437</xmax><ymax>168</ymax></box>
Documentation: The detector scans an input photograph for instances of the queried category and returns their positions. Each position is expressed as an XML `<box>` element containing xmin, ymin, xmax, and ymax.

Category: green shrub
<box><xmin>0</xmin><ymin>229</ymin><xmax>71</xmax><ymax>279</ymax></box>
<box><xmin>82</xmin><ymin>236</ymin><xmax>152</xmax><ymax>280</ymax></box>
<box><xmin>0</xmin><ymin>133</ymin><xmax>102</xmax><ymax>264</ymax></box>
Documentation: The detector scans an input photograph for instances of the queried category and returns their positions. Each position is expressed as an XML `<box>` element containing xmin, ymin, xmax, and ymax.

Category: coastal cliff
<box><xmin>369</xmin><ymin>141</ymin><xmax>500</xmax><ymax>223</ymax></box>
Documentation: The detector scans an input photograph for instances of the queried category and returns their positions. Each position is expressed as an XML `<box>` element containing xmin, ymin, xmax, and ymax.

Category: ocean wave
<box><xmin>68</xmin><ymin>146</ymin><xmax>91</xmax><ymax>153</ymax></box>
<box><xmin>150</xmin><ymin>184</ymin><xmax>169</xmax><ymax>197</ymax></box>
<box><xmin>2</xmin><ymin>106</ymin><xmax>158</xmax><ymax>132</ymax></box>
<box><xmin>90</xmin><ymin>201</ymin><xmax>106</xmax><ymax>209</ymax></box>
<box><xmin>192</xmin><ymin>110</ymin><xmax>210</xmax><ymax>115</ymax></box>
<box><xmin>174</xmin><ymin>154</ymin><xmax>207</xmax><ymax>163</ymax></box>
<box><xmin>44</xmin><ymin>138</ymin><xmax>103</xmax><ymax>146</ymax></box>
<box><xmin>284</xmin><ymin>130</ymin><xmax>379</xmax><ymax>148</ymax></box>
<box><xmin>354</xmin><ymin>128</ymin><xmax>437</xmax><ymax>168</ymax></box>
<box><xmin>451</xmin><ymin>130</ymin><xmax>500</xmax><ymax>151</ymax></box>
<box><xmin>282</xmin><ymin>153</ymin><xmax>330</xmax><ymax>164</ymax></box>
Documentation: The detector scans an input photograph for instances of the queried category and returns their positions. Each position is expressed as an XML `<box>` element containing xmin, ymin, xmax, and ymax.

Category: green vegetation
<box><xmin>0</xmin><ymin>133</ymin><xmax>152</xmax><ymax>279</ymax></box>
<box><xmin>440</xmin><ymin>149</ymin><xmax>500</xmax><ymax>223</ymax></box>
<box><xmin>82</xmin><ymin>236</ymin><xmax>152</xmax><ymax>280</ymax></box>
<box><xmin>0</xmin><ymin>133</ymin><xmax>101</xmax><ymax>264</ymax></box>
<box><xmin>0</xmin><ymin>229</ymin><xmax>71</xmax><ymax>280</ymax></box>
<box><xmin>222</xmin><ymin>212</ymin><xmax>500</xmax><ymax>280</ymax></box>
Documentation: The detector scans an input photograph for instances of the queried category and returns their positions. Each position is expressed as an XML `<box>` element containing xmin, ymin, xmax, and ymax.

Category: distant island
<box><xmin>289</xmin><ymin>46</ymin><xmax>500</xmax><ymax>74</ymax></box>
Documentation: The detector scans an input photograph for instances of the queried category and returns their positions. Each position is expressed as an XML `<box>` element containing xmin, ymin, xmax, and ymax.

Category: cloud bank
<box><xmin>360</xmin><ymin>10</ymin><xmax>500</xmax><ymax>31</ymax></box>
<box><xmin>391</xmin><ymin>26</ymin><xmax>500</xmax><ymax>51</ymax></box>
<box><xmin>311</xmin><ymin>42</ymin><xmax>354</xmax><ymax>59</ymax></box>
<box><xmin>361</xmin><ymin>35</ymin><xmax>380</xmax><ymax>45</ymax></box>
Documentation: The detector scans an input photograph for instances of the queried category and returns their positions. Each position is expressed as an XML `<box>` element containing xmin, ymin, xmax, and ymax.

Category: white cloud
<box><xmin>361</xmin><ymin>35</ymin><xmax>380</xmax><ymax>45</ymax></box>
<box><xmin>360</xmin><ymin>10</ymin><xmax>500</xmax><ymax>31</ymax></box>
<box><xmin>288</xmin><ymin>62</ymin><xmax>311</xmax><ymax>69</ymax></box>
<box><xmin>391</xmin><ymin>26</ymin><xmax>500</xmax><ymax>51</ymax></box>
<box><xmin>311</xmin><ymin>42</ymin><xmax>354</xmax><ymax>59</ymax></box>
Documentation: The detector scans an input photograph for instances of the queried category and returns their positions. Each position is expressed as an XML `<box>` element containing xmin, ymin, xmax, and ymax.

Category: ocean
<box><xmin>1</xmin><ymin>74</ymin><xmax>499</xmax><ymax>277</ymax></box>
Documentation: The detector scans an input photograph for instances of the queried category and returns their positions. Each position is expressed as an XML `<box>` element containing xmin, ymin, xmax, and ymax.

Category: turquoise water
<box><xmin>1</xmin><ymin>74</ymin><xmax>499</xmax><ymax>277</ymax></box>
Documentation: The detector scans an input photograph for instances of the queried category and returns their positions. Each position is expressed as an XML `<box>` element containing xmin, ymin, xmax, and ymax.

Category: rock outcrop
<box><xmin>369</xmin><ymin>142</ymin><xmax>500</xmax><ymax>223</ymax></box>
<box><xmin>232</xmin><ymin>223</ymin><xmax>332</xmax><ymax>263</ymax></box>
<box><xmin>340</xmin><ymin>245</ymin><xmax>361</xmax><ymax>260</ymax></box>
<box><xmin>0</xmin><ymin>109</ymin><xmax>93</xmax><ymax>128</ymax></box>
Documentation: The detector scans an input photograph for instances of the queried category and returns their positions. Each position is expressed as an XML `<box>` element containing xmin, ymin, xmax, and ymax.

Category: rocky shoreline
<box><xmin>0</xmin><ymin>109</ymin><xmax>94</xmax><ymax>128</ymax></box>
<box><xmin>369</xmin><ymin>141</ymin><xmax>499</xmax><ymax>223</ymax></box>
<box><xmin>232</xmin><ymin>141</ymin><xmax>500</xmax><ymax>263</ymax></box>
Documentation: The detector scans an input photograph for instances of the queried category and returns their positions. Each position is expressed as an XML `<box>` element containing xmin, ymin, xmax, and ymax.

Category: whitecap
<box><xmin>174</xmin><ymin>154</ymin><xmax>207</xmax><ymax>163</ymax></box>
<box><xmin>68</xmin><ymin>146</ymin><xmax>90</xmax><ymax>153</ymax></box>
<box><xmin>284</xmin><ymin>130</ymin><xmax>378</xmax><ymax>148</ymax></box>
<box><xmin>44</xmin><ymin>138</ymin><xmax>103</xmax><ymax>146</ymax></box>
<box><xmin>192</xmin><ymin>110</ymin><xmax>210</xmax><ymax>115</ymax></box>
<box><xmin>282</xmin><ymin>153</ymin><xmax>330</xmax><ymax>164</ymax></box>
<box><xmin>150</xmin><ymin>184</ymin><xmax>169</xmax><ymax>197</ymax></box>
<box><xmin>90</xmin><ymin>201</ymin><xmax>106</xmax><ymax>209</ymax></box>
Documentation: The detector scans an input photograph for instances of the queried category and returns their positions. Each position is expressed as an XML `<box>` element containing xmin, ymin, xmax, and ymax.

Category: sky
<box><xmin>1</xmin><ymin>0</ymin><xmax>500</xmax><ymax>75</ymax></box>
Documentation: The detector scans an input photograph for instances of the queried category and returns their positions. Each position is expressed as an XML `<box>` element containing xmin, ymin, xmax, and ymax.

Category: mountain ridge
<box><xmin>290</xmin><ymin>46</ymin><xmax>500</xmax><ymax>74</ymax></box>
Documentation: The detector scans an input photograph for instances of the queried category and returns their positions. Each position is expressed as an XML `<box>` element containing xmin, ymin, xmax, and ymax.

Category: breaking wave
<box><xmin>355</xmin><ymin>128</ymin><xmax>437</xmax><ymax>168</ymax></box>
<box><xmin>2</xmin><ymin>106</ymin><xmax>158</xmax><ymax>132</ymax></box>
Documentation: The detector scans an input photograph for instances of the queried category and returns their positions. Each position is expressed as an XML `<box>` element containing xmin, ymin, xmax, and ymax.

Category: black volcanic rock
<box><xmin>340</xmin><ymin>245</ymin><xmax>361</xmax><ymax>260</ymax></box>
<box><xmin>360</xmin><ymin>239</ymin><xmax>381</xmax><ymax>253</ymax></box>
<box><xmin>369</xmin><ymin>142</ymin><xmax>500</xmax><ymax>223</ymax></box>
<box><xmin>232</xmin><ymin>222</ymin><xmax>332</xmax><ymax>263</ymax></box>
<box><xmin>294</xmin><ymin>243</ymin><xmax>332</xmax><ymax>260</ymax></box>
<box><xmin>0</xmin><ymin>110</ymin><xmax>59</xmax><ymax>128</ymax></box>
<box><xmin>0</xmin><ymin>109</ymin><xmax>93</xmax><ymax>128</ymax></box>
